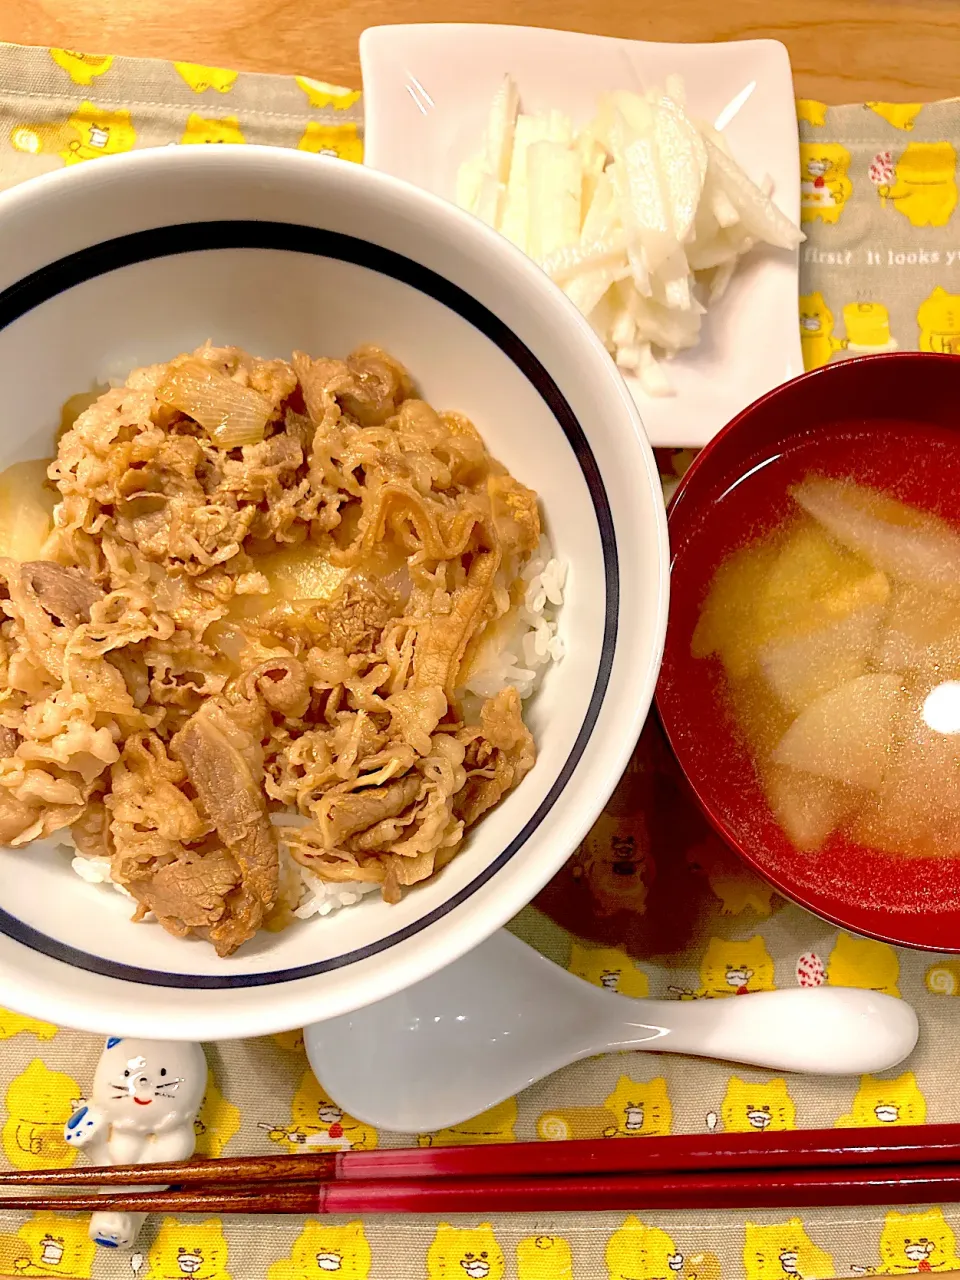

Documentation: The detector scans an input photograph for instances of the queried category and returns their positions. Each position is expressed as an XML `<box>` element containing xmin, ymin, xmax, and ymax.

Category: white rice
<box><xmin>271</xmin><ymin>827</ymin><xmax>384</xmax><ymax>920</ymax></box>
<box><xmin>292</xmin><ymin>870</ymin><xmax>381</xmax><ymax>919</ymax></box>
<box><xmin>69</xmin><ymin>850</ymin><xmax>134</xmax><ymax>898</ymax></box>
<box><xmin>460</xmin><ymin>535</ymin><xmax>566</xmax><ymax>703</ymax></box>
<box><xmin>61</xmin><ymin>833</ymin><xmax>378</xmax><ymax>924</ymax></box>
<box><xmin>64</xmin><ymin>538</ymin><xmax>566</xmax><ymax>923</ymax></box>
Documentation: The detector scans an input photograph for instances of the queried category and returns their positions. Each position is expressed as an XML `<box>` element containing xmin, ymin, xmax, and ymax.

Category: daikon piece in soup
<box><xmin>694</xmin><ymin>470</ymin><xmax>960</xmax><ymax>860</ymax></box>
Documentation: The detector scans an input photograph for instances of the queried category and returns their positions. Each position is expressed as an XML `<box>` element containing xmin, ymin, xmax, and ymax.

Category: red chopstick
<box><xmin>339</xmin><ymin>1124</ymin><xmax>960</xmax><ymax>1179</ymax></box>
<box><xmin>6</xmin><ymin>1164</ymin><xmax>960</xmax><ymax>1214</ymax></box>
<box><xmin>2</xmin><ymin>1123</ymin><xmax>956</xmax><ymax>1189</ymax></box>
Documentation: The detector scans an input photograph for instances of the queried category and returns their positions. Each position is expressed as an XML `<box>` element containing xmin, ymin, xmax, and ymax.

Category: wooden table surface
<box><xmin>2</xmin><ymin>0</ymin><xmax>958</xmax><ymax>103</ymax></box>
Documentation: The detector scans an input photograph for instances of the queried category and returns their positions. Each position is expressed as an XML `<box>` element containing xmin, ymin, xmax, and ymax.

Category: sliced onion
<box><xmin>157</xmin><ymin>361</ymin><xmax>272</xmax><ymax>447</ymax></box>
<box><xmin>456</xmin><ymin>75</ymin><xmax>804</xmax><ymax>397</ymax></box>
<box><xmin>542</xmin><ymin>229</ymin><xmax>627</xmax><ymax>283</ymax></box>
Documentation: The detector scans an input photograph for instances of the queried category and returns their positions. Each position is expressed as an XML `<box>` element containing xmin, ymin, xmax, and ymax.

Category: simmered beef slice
<box><xmin>131</xmin><ymin>847</ymin><xmax>242</xmax><ymax>934</ymax></box>
<box><xmin>21</xmin><ymin>561</ymin><xmax>103</xmax><ymax>627</ymax></box>
<box><xmin>171</xmin><ymin>710</ymin><xmax>279</xmax><ymax>954</ymax></box>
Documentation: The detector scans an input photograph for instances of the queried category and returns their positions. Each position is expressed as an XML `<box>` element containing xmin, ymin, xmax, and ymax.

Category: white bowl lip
<box><xmin>0</xmin><ymin>145</ymin><xmax>668</xmax><ymax>1017</ymax></box>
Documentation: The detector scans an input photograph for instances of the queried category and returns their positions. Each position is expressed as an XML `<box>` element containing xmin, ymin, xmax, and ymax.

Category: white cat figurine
<box><xmin>64</xmin><ymin>1037</ymin><xmax>207</xmax><ymax>1251</ymax></box>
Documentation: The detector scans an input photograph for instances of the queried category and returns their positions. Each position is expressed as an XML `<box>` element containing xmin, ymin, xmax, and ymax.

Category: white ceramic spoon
<box><xmin>304</xmin><ymin>930</ymin><xmax>919</xmax><ymax>1133</ymax></box>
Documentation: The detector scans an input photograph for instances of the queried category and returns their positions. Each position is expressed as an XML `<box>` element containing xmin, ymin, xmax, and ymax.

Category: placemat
<box><xmin>0</xmin><ymin>39</ymin><xmax>957</xmax><ymax>1280</ymax></box>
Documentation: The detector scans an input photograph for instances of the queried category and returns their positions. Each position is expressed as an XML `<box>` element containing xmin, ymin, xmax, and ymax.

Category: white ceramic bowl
<box><xmin>0</xmin><ymin>145</ymin><xmax>668</xmax><ymax>1040</ymax></box>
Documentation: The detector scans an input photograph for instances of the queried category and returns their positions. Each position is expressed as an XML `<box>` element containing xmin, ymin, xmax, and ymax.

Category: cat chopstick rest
<box><xmin>65</xmin><ymin>1038</ymin><xmax>207</xmax><ymax>1250</ymax></box>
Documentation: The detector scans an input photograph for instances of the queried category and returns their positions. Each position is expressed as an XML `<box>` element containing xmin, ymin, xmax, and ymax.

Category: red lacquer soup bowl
<box><xmin>657</xmin><ymin>352</ymin><xmax>960</xmax><ymax>951</ymax></box>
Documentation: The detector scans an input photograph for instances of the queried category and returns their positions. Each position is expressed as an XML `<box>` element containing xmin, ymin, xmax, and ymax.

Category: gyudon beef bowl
<box><xmin>0</xmin><ymin>146</ymin><xmax>667</xmax><ymax>1038</ymax></box>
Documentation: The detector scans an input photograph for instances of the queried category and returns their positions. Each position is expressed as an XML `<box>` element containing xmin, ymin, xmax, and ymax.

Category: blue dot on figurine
<box><xmin>106</xmin><ymin>1037</ymin><xmax>122</xmax><ymax>1049</ymax></box>
<box><xmin>66</xmin><ymin>1106</ymin><xmax>88</xmax><ymax>1130</ymax></box>
<box><xmin>94</xmin><ymin>1238</ymin><xmax>119</xmax><ymax>1248</ymax></box>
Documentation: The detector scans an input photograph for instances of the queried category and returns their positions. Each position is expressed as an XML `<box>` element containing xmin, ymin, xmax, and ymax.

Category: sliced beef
<box><xmin>321</xmin><ymin>774</ymin><xmax>421</xmax><ymax>847</ymax></box>
<box><xmin>0</xmin><ymin>790</ymin><xmax>39</xmax><ymax>844</ymax></box>
<box><xmin>455</xmin><ymin>688</ymin><xmax>536</xmax><ymax>827</ymax></box>
<box><xmin>71</xmin><ymin>798</ymin><xmax>113</xmax><ymax>860</ymax></box>
<box><xmin>248</xmin><ymin>657</ymin><xmax>310</xmax><ymax>719</ymax></box>
<box><xmin>131</xmin><ymin>846</ymin><xmax>242</xmax><ymax>933</ymax></box>
<box><xmin>293</xmin><ymin>346</ymin><xmax>413</xmax><ymax>428</ymax></box>
<box><xmin>21</xmin><ymin>561</ymin><xmax>103</xmax><ymax>627</ymax></box>
<box><xmin>172</xmin><ymin>710</ymin><xmax>279</xmax><ymax>954</ymax></box>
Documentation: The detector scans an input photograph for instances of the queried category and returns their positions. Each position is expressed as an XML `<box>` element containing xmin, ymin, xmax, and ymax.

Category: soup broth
<box><xmin>677</xmin><ymin>416</ymin><xmax>960</xmax><ymax>912</ymax></box>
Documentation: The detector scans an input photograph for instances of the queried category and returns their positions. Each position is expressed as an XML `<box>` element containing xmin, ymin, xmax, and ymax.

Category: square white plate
<box><xmin>360</xmin><ymin>23</ymin><xmax>803</xmax><ymax>449</ymax></box>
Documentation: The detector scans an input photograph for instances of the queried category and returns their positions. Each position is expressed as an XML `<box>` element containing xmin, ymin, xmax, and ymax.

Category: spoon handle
<box><xmin>616</xmin><ymin>987</ymin><xmax>918</xmax><ymax>1075</ymax></box>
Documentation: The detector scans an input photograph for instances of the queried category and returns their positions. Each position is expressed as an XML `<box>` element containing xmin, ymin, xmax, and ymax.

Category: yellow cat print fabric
<box><xmin>0</xmin><ymin>37</ymin><xmax>954</xmax><ymax>1277</ymax></box>
<box><xmin>266</xmin><ymin>1068</ymin><xmax>378</xmax><ymax>1153</ymax></box>
<box><xmin>428</xmin><ymin>1223</ymin><xmax>506</xmax><ymax>1280</ymax></box>
<box><xmin>174</xmin><ymin>63</ymin><xmax>239</xmax><ymax>94</ymax></box>
<box><xmin>3</xmin><ymin>1060</ymin><xmax>80</xmax><ymax>1170</ymax></box>
<box><xmin>11</xmin><ymin>1211</ymin><xmax>97</xmax><ymax>1278</ymax></box>
<box><xmin>517</xmin><ymin>1235</ymin><xmax>575</xmax><ymax>1280</ymax></box>
<box><xmin>835</xmin><ymin>1071</ymin><xmax>927</xmax><ymax>1128</ymax></box>
<box><xmin>877</xmin><ymin>1208</ymin><xmax>960</xmax><ymax>1273</ymax></box>
<box><xmin>797</xmin><ymin>98</ymin><xmax>960</xmax><ymax>370</ymax></box>
<box><xmin>696</xmin><ymin>936</ymin><xmax>777</xmax><ymax>998</ymax></box>
<box><xmin>418</xmin><ymin>1097</ymin><xmax>517</xmax><ymax>1147</ymax></box>
<box><xmin>145</xmin><ymin>1218</ymin><xmax>232</xmax><ymax>1280</ymax></box>
<box><xmin>193</xmin><ymin>1069</ymin><xmax>242</xmax><ymax>1158</ymax></box>
<box><xmin>568</xmin><ymin>942</ymin><xmax>650</xmax><ymax>997</ymax></box>
<box><xmin>0</xmin><ymin>41</ymin><xmax>364</xmax><ymax>193</ymax></box>
<box><xmin>269</xmin><ymin>1220</ymin><xmax>371</xmax><ymax>1280</ymax></box>
<box><xmin>719</xmin><ymin>1078</ymin><xmax>797</xmax><ymax>1134</ymax></box>
<box><xmin>49</xmin><ymin>50</ymin><xmax>113</xmax><ymax>86</ymax></box>
<box><xmin>743</xmin><ymin>1219</ymin><xmax>835</xmax><ymax>1280</ymax></box>
<box><xmin>606</xmin><ymin>1217</ymin><xmax>683</xmax><ymax>1280</ymax></box>
<box><xmin>800</xmin><ymin>142</ymin><xmax>853</xmax><ymax>224</ymax></box>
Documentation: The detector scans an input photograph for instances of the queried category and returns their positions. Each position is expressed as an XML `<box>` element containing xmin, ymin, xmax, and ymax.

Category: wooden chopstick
<box><xmin>0</xmin><ymin>1152</ymin><xmax>336</xmax><ymax>1188</ymax></box>
<box><xmin>6</xmin><ymin>1165</ymin><xmax>960</xmax><ymax>1214</ymax></box>
<box><xmin>2</xmin><ymin>1122</ymin><xmax>958</xmax><ymax>1188</ymax></box>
